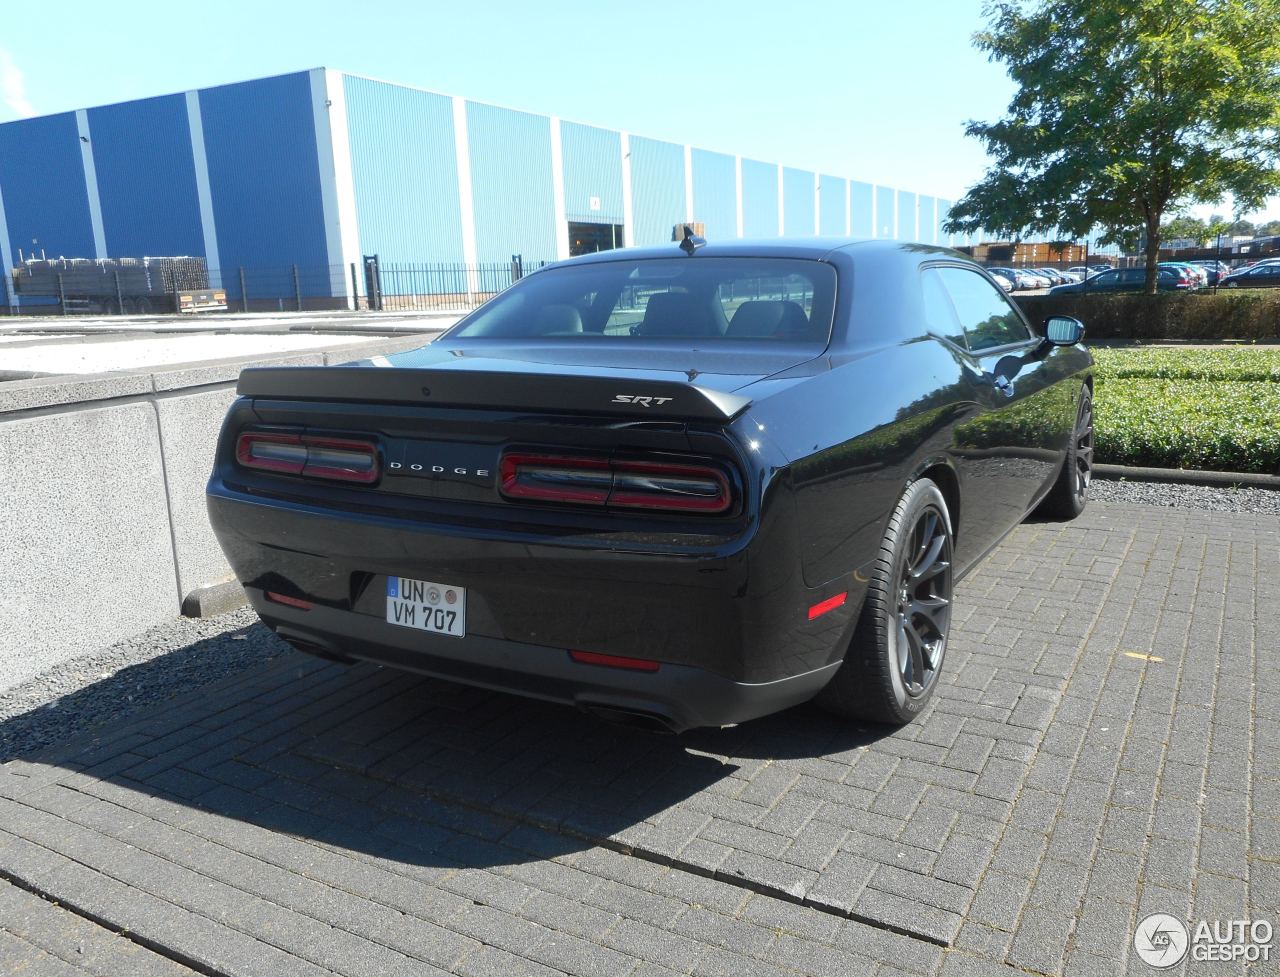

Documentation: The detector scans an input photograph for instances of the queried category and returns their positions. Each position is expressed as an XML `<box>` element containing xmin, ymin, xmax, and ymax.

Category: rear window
<box><xmin>448</xmin><ymin>257</ymin><xmax>837</xmax><ymax>343</ymax></box>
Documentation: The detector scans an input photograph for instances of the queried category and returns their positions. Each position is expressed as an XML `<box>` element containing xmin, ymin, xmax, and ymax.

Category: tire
<box><xmin>1036</xmin><ymin>384</ymin><xmax>1093</xmax><ymax>520</ymax></box>
<box><xmin>817</xmin><ymin>478</ymin><xmax>953</xmax><ymax>725</ymax></box>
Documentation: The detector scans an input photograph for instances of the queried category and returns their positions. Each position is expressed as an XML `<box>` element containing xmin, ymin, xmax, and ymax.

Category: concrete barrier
<box><xmin>0</xmin><ymin>333</ymin><xmax>438</xmax><ymax>693</ymax></box>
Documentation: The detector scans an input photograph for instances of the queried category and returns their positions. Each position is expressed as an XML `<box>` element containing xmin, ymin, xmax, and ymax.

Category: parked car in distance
<box><xmin>1159</xmin><ymin>262</ymin><xmax>1208</xmax><ymax>287</ymax></box>
<box><xmin>1035</xmin><ymin>268</ymin><xmax>1072</xmax><ymax>286</ymax></box>
<box><xmin>207</xmin><ymin>238</ymin><xmax>1095</xmax><ymax>731</ymax></box>
<box><xmin>1088</xmin><ymin>264</ymin><xmax>1113</xmax><ymax>273</ymax></box>
<box><xmin>1220</xmin><ymin>263</ymin><xmax>1280</xmax><ymax>288</ymax></box>
<box><xmin>1066</xmin><ymin>266</ymin><xmax>1098</xmax><ymax>280</ymax></box>
<box><xmin>1188</xmin><ymin>259</ymin><xmax>1230</xmax><ymax>284</ymax></box>
<box><xmin>1049</xmin><ymin>266</ymin><xmax>1195</xmax><ymax>294</ymax></box>
<box><xmin>990</xmin><ymin>267</ymin><xmax>1049</xmax><ymax>290</ymax></box>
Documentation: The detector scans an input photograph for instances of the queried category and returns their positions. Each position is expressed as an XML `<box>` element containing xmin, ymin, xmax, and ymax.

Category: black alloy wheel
<box><xmin>817</xmin><ymin>477</ymin><xmax>953</xmax><ymax>725</ymax></box>
<box><xmin>895</xmin><ymin>507</ymin><xmax>951</xmax><ymax>698</ymax></box>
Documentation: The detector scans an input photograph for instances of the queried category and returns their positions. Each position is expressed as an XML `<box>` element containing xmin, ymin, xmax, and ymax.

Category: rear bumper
<box><xmin>256</xmin><ymin>591</ymin><xmax>840</xmax><ymax>732</ymax></box>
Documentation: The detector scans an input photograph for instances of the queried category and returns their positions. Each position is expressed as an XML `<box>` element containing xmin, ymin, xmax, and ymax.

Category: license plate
<box><xmin>385</xmin><ymin>575</ymin><xmax>466</xmax><ymax>637</ymax></box>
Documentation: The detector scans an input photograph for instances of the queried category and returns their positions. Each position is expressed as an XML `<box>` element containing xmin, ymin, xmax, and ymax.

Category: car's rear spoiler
<box><xmin>236</xmin><ymin>367</ymin><xmax>753</xmax><ymax>422</ymax></box>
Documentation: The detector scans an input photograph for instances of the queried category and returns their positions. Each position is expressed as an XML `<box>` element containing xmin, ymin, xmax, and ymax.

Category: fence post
<box><xmin>239</xmin><ymin>267</ymin><xmax>248</xmax><ymax>313</ymax></box>
<box><xmin>114</xmin><ymin>271</ymin><xmax>123</xmax><ymax>315</ymax></box>
<box><xmin>293</xmin><ymin>264</ymin><xmax>302</xmax><ymax>312</ymax></box>
<box><xmin>349</xmin><ymin>262</ymin><xmax>360</xmax><ymax>312</ymax></box>
<box><xmin>57</xmin><ymin>273</ymin><xmax>66</xmax><ymax>315</ymax></box>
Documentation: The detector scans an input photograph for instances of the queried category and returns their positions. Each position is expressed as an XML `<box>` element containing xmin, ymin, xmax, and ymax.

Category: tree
<box><xmin>944</xmin><ymin>0</ymin><xmax>1280</xmax><ymax>293</ymax></box>
<box><xmin>1160</xmin><ymin>215</ymin><xmax>1211</xmax><ymax>246</ymax></box>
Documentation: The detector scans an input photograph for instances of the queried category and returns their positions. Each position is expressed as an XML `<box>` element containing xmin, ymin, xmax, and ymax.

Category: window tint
<box><xmin>450</xmin><ymin>258</ymin><xmax>837</xmax><ymax>343</ymax></box>
<box><xmin>1119</xmin><ymin>269</ymin><xmax>1144</xmax><ymax>284</ymax></box>
<box><xmin>920</xmin><ymin>269</ymin><xmax>965</xmax><ymax>347</ymax></box>
<box><xmin>935</xmin><ymin>267</ymin><xmax>1031</xmax><ymax>352</ymax></box>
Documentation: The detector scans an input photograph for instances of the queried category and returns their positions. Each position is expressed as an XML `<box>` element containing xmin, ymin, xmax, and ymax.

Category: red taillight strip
<box><xmin>236</xmin><ymin>431</ymin><xmax>380</xmax><ymax>484</ymax></box>
<box><xmin>808</xmin><ymin>592</ymin><xmax>847</xmax><ymax>620</ymax></box>
<box><xmin>569</xmin><ymin>650</ymin><xmax>661</xmax><ymax>672</ymax></box>
<box><xmin>500</xmin><ymin>451</ymin><xmax>732</xmax><ymax>513</ymax></box>
<box><xmin>500</xmin><ymin>453</ymin><xmax>612</xmax><ymax>504</ymax></box>
<box><xmin>300</xmin><ymin>436</ymin><xmax>379</xmax><ymax>484</ymax></box>
<box><xmin>610</xmin><ymin>459</ymin><xmax>731</xmax><ymax>513</ymax></box>
<box><xmin>236</xmin><ymin>432</ymin><xmax>306</xmax><ymax>474</ymax></box>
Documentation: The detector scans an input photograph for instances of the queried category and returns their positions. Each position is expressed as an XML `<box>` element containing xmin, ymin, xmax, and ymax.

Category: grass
<box><xmin>1091</xmin><ymin>348</ymin><xmax>1280</xmax><ymax>473</ymax></box>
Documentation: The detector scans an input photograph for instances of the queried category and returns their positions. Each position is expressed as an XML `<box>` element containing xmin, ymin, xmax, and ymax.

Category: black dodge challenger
<box><xmin>207</xmin><ymin>238</ymin><xmax>1093</xmax><ymax>731</ymax></box>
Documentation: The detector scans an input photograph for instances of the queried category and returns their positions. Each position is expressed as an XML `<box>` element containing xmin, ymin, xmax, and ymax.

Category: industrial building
<box><xmin>0</xmin><ymin>68</ymin><xmax>964</xmax><ymax>309</ymax></box>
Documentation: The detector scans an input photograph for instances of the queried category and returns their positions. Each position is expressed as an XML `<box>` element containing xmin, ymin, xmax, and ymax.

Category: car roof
<box><xmin>538</xmin><ymin>237</ymin><xmax>966</xmax><ymax>269</ymax></box>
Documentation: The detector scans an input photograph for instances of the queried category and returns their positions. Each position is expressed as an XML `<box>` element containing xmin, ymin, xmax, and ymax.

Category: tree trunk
<box><xmin>1144</xmin><ymin>216</ymin><xmax>1162</xmax><ymax>295</ymax></box>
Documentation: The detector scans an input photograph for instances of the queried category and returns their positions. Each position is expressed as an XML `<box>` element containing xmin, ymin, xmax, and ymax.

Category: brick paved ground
<box><xmin>0</xmin><ymin>499</ymin><xmax>1276</xmax><ymax>977</ymax></box>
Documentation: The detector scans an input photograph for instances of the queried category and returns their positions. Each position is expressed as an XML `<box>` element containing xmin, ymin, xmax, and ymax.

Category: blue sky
<box><xmin>0</xmin><ymin>0</ymin><xmax>1274</xmax><ymax>222</ymax></box>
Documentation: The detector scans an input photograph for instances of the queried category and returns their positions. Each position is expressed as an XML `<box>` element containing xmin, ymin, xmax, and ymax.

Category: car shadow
<box><xmin>1</xmin><ymin>627</ymin><xmax>895</xmax><ymax>874</ymax></box>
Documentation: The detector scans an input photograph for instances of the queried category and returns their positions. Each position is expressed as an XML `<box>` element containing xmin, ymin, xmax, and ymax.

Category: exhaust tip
<box><xmin>275</xmin><ymin>630</ymin><xmax>356</xmax><ymax>664</ymax></box>
<box><xmin>580</xmin><ymin>704</ymin><xmax>681</xmax><ymax>735</ymax></box>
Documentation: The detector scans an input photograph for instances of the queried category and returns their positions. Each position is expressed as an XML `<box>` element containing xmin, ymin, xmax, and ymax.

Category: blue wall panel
<box><xmin>875</xmin><ymin>185</ymin><xmax>896</xmax><ymax>238</ymax></box>
<box><xmin>344</xmin><ymin>76</ymin><xmax>464</xmax><ymax>265</ymax></box>
<box><xmin>850</xmin><ymin>181</ymin><xmax>874</xmax><ymax>238</ymax></box>
<box><xmin>818</xmin><ymin>174</ymin><xmax>845</xmax><ymax>236</ymax></box>
<box><xmin>690</xmin><ymin>149</ymin><xmax>736</xmax><ymax>240</ymax></box>
<box><xmin>467</xmin><ymin>102</ymin><xmax>557</xmax><ymax>264</ymax></box>
<box><xmin>741</xmin><ymin>159</ymin><xmax>778</xmax><ymax>238</ymax></box>
<box><xmin>782</xmin><ymin>168</ymin><xmax>815</xmax><ymax>236</ymax></box>
<box><xmin>898</xmin><ymin>191</ymin><xmax>917</xmax><ymax>240</ymax></box>
<box><xmin>199</xmin><ymin>73</ymin><xmax>329</xmax><ymax>288</ymax></box>
<box><xmin>916</xmin><ymin>195</ymin><xmax>935</xmax><ymax>244</ymax></box>
<box><xmin>87</xmin><ymin>94</ymin><xmax>204</xmax><ymax>259</ymax></box>
<box><xmin>0</xmin><ymin>113</ymin><xmax>95</xmax><ymax>263</ymax></box>
<box><xmin>562</xmin><ymin>122</ymin><xmax>622</xmax><ymax>224</ymax></box>
<box><xmin>629</xmin><ymin>136</ymin><xmax>684</xmax><ymax>247</ymax></box>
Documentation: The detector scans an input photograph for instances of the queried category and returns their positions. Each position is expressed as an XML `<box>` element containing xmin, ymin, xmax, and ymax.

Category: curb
<box><xmin>1094</xmin><ymin>464</ymin><xmax>1280</xmax><ymax>489</ymax></box>
<box><xmin>181</xmin><ymin>578</ymin><xmax>248</xmax><ymax>618</ymax></box>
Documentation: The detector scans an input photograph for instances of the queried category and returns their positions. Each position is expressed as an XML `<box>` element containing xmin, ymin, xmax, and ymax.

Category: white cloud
<box><xmin>0</xmin><ymin>49</ymin><xmax>36</xmax><ymax>119</ymax></box>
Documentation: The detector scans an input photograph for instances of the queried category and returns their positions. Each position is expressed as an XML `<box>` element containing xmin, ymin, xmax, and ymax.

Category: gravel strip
<box><xmin>1090</xmin><ymin>475</ymin><xmax>1280</xmax><ymax>514</ymax></box>
<box><xmin>0</xmin><ymin>608</ymin><xmax>289</xmax><ymax>762</ymax></box>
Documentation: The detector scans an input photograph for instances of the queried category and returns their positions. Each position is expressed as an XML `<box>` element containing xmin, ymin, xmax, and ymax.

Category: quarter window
<box><xmin>935</xmin><ymin>267</ymin><xmax>1031</xmax><ymax>352</ymax></box>
<box><xmin>920</xmin><ymin>269</ymin><xmax>966</xmax><ymax>348</ymax></box>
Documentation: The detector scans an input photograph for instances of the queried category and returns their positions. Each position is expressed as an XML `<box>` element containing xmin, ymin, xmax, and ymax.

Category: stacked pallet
<box><xmin>11</xmin><ymin>256</ymin><xmax>211</xmax><ymax>297</ymax></box>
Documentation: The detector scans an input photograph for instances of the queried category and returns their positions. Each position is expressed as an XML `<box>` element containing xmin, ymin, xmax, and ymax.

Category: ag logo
<box><xmin>1134</xmin><ymin>913</ymin><xmax>1189</xmax><ymax>969</ymax></box>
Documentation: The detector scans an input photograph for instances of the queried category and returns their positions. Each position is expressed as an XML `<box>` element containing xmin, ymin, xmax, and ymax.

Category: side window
<box><xmin>920</xmin><ymin>268</ymin><xmax>966</xmax><ymax>348</ymax></box>
<box><xmin>935</xmin><ymin>267</ymin><xmax>1031</xmax><ymax>352</ymax></box>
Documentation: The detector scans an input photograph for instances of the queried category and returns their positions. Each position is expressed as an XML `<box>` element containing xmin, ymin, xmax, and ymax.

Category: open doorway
<box><xmin>568</xmin><ymin>221</ymin><xmax>625</xmax><ymax>257</ymax></box>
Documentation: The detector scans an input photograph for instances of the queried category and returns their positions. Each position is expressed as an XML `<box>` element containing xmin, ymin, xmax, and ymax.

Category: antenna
<box><xmin>678</xmin><ymin>224</ymin><xmax>706</xmax><ymax>256</ymax></box>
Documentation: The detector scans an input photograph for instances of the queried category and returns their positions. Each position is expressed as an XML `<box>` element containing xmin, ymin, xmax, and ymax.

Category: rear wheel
<box><xmin>817</xmin><ymin>478</ymin><xmax>953</xmax><ymax>725</ymax></box>
<box><xmin>1036</xmin><ymin>385</ymin><xmax>1093</xmax><ymax>520</ymax></box>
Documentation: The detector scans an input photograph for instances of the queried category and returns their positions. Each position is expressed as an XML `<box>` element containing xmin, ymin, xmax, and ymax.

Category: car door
<box><xmin>924</xmin><ymin>265</ymin><xmax>1069</xmax><ymax>570</ymax></box>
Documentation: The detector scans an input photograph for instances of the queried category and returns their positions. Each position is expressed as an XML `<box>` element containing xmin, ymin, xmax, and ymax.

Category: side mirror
<box><xmin>1044</xmin><ymin>315</ymin><xmax>1085</xmax><ymax>346</ymax></box>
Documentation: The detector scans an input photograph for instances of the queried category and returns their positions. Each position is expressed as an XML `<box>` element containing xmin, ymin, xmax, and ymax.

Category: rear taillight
<box><xmin>500</xmin><ymin>452</ymin><xmax>732</xmax><ymax>514</ymax></box>
<box><xmin>236</xmin><ymin>432</ymin><xmax>380</xmax><ymax>483</ymax></box>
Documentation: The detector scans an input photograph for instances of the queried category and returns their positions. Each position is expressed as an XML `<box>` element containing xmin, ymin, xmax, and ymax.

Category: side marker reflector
<box><xmin>266</xmin><ymin>591</ymin><xmax>313</xmax><ymax>610</ymax></box>
<box><xmin>569</xmin><ymin>650</ymin><xmax>661</xmax><ymax>672</ymax></box>
<box><xmin>808</xmin><ymin>592</ymin><xmax>847</xmax><ymax>621</ymax></box>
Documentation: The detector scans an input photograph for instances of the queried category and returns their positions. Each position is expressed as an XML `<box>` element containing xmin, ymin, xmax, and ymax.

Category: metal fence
<box><xmin>1</xmin><ymin>254</ymin><xmax>552</xmax><ymax>317</ymax></box>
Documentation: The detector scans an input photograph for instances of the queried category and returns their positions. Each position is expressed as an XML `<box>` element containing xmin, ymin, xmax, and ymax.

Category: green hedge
<box><xmin>1016</xmin><ymin>291</ymin><xmax>1280</xmax><ymax>342</ymax></box>
<box><xmin>1094</xmin><ymin>378</ymin><xmax>1280</xmax><ymax>472</ymax></box>
<box><xmin>1092</xmin><ymin>347</ymin><xmax>1280</xmax><ymax>382</ymax></box>
<box><xmin>1089</xmin><ymin>349</ymin><xmax>1280</xmax><ymax>473</ymax></box>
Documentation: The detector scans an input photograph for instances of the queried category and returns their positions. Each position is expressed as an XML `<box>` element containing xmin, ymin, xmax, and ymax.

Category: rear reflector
<box><xmin>237</xmin><ymin>432</ymin><xmax>379</xmax><ymax>484</ymax></box>
<box><xmin>808</xmin><ymin>592</ymin><xmax>847</xmax><ymax>620</ymax></box>
<box><xmin>501</xmin><ymin>451</ymin><xmax>731</xmax><ymax>513</ymax></box>
<box><xmin>265</xmin><ymin>591</ymin><xmax>313</xmax><ymax>610</ymax></box>
<box><xmin>569</xmin><ymin>650</ymin><xmax>661</xmax><ymax>672</ymax></box>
